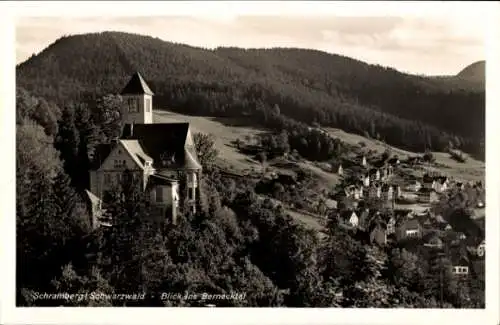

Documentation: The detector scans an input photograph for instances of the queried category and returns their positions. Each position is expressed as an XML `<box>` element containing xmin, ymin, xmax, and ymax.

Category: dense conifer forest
<box><xmin>15</xmin><ymin>31</ymin><xmax>485</xmax><ymax>307</ymax></box>
<box><xmin>17</xmin><ymin>32</ymin><xmax>485</xmax><ymax>160</ymax></box>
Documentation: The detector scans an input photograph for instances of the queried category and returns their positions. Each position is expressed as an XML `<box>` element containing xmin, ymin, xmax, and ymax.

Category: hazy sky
<box><xmin>15</xmin><ymin>5</ymin><xmax>488</xmax><ymax>76</ymax></box>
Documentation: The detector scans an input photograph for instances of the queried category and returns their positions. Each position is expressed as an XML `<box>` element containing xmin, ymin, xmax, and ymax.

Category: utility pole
<box><xmin>440</xmin><ymin>259</ymin><xmax>444</xmax><ymax>308</ymax></box>
<box><xmin>435</xmin><ymin>251</ymin><xmax>445</xmax><ymax>308</ymax></box>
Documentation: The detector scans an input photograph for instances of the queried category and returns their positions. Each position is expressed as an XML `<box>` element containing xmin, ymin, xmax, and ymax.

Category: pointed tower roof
<box><xmin>183</xmin><ymin>148</ymin><xmax>202</xmax><ymax>170</ymax></box>
<box><xmin>120</xmin><ymin>72</ymin><xmax>154</xmax><ymax>96</ymax></box>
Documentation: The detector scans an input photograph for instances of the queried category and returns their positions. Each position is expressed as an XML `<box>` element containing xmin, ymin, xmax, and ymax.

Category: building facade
<box><xmin>87</xmin><ymin>72</ymin><xmax>202</xmax><ymax>228</ymax></box>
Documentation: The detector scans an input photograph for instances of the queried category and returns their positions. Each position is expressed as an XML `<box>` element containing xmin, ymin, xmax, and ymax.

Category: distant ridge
<box><xmin>16</xmin><ymin>31</ymin><xmax>485</xmax><ymax>159</ymax></box>
<box><xmin>457</xmin><ymin>60</ymin><xmax>485</xmax><ymax>83</ymax></box>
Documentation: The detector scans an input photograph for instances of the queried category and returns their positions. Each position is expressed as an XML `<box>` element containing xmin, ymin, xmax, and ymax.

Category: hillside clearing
<box><xmin>154</xmin><ymin>110</ymin><xmax>265</xmax><ymax>172</ymax></box>
<box><xmin>324</xmin><ymin>127</ymin><xmax>484</xmax><ymax>182</ymax></box>
<box><xmin>154</xmin><ymin>110</ymin><xmax>343</xmax><ymax>190</ymax></box>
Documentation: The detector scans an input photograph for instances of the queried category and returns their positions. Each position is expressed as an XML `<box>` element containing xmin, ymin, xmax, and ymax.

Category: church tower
<box><xmin>120</xmin><ymin>72</ymin><xmax>154</xmax><ymax>124</ymax></box>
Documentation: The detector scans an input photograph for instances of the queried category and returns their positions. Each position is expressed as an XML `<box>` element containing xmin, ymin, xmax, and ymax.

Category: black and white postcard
<box><xmin>1</xmin><ymin>1</ymin><xmax>499</xmax><ymax>325</ymax></box>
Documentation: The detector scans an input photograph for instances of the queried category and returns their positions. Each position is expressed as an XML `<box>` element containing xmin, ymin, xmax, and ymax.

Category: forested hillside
<box><xmin>17</xmin><ymin>31</ymin><xmax>485</xmax><ymax>159</ymax></box>
<box><xmin>456</xmin><ymin>61</ymin><xmax>485</xmax><ymax>83</ymax></box>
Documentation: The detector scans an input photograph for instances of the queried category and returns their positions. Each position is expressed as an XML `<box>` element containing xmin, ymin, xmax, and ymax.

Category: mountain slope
<box><xmin>457</xmin><ymin>60</ymin><xmax>485</xmax><ymax>83</ymax></box>
<box><xmin>16</xmin><ymin>31</ymin><xmax>485</xmax><ymax>158</ymax></box>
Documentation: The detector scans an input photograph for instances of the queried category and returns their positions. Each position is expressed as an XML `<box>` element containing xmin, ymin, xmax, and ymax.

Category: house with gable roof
<box><xmin>87</xmin><ymin>72</ymin><xmax>202</xmax><ymax>228</ymax></box>
<box><xmin>341</xmin><ymin>210</ymin><xmax>359</xmax><ymax>228</ymax></box>
<box><xmin>396</xmin><ymin>216</ymin><xmax>422</xmax><ymax>241</ymax></box>
<box><xmin>450</xmin><ymin>247</ymin><xmax>470</xmax><ymax>276</ymax></box>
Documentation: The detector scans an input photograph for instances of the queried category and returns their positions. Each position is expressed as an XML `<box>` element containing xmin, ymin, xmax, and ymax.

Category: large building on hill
<box><xmin>87</xmin><ymin>72</ymin><xmax>202</xmax><ymax>228</ymax></box>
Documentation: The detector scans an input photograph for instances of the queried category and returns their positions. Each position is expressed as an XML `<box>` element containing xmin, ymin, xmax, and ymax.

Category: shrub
<box><xmin>449</xmin><ymin>150</ymin><xmax>467</xmax><ymax>163</ymax></box>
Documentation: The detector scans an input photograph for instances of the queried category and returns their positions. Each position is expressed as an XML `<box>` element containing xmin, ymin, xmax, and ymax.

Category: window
<box><xmin>128</xmin><ymin>98</ymin><xmax>138</xmax><ymax>112</ymax></box>
<box><xmin>406</xmin><ymin>230</ymin><xmax>418</xmax><ymax>237</ymax></box>
<box><xmin>104</xmin><ymin>173</ymin><xmax>111</xmax><ymax>184</ymax></box>
<box><xmin>114</xmin><ymin>160</ymin><xmax>126</xmax><ymax>168</ymax></box>
<box><xmin>188</xmin><ymin>189</ymin><xmax>194</xmax><ymax>200</ymax></box>
<box><xmin>116</xmin><ymin>173</ymin><xmax>121</xmax><ymax>184</ymax></box>
<box><xmin>145</xmin><ymin>98</ymin><xmax>151</xmax><ymax>112</ymax></box>
<box><xmin>155</xmin><ymin>187</ymin><xmax>163</xmax><ymax>203</ymax></box>
<box><xmin>454</xmin><ymin>266</ymin><xmax>469</xmax><ymax>274</ymax></box>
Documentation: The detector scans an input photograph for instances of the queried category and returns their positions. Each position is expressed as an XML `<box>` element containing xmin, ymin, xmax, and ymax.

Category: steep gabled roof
<box><xmin>341</xmin><ymin>210</ymin><xmax>357</xmax><ymax>221</ymax></box>
<box><xmin>84</xmin><ymin>189</ymin><xmax>102</xmax><ymax>207</ymax></box>
<box><xmin>121</xmin><ymin>123</ymin><xmax>201</xmax><ymax>171</ymax></box>
<box><xmin>120</xmin><ymin>72</ymin><xmax>154</xmax><ymax>96</ymax></box>
<box><xmin>183</xmin><ymin>148</ymin><xmax>202</xmax><ymax>170</ymax></box>
<box><xmin>120</xmin><ymin>139</ymin><xmax>153</xmax><ymax>169</ymax></box>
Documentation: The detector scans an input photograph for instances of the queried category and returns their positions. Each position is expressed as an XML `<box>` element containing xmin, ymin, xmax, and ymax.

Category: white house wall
<box><xmin>121</xmin><ymin>94</ymin><xmax>153</xmax><ymax>124</ymax></box>
<box><xmin>92</xmin><ymin>142</ymin><xmax>143</xmax><ymax>196</ymax></box>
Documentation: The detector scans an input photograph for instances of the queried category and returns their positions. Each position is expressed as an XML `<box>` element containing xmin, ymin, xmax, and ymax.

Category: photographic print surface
<box><xmin>14</xmin><ymin>8</ymin><xmax>486</xmax><ymax>310</ymax></box>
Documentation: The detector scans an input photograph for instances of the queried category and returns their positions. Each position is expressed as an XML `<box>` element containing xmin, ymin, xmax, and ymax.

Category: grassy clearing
<box><xmin>154</xmin><ymin>111</ymin><xmax>343</xmax><ymax>190</ymax></box>
<box><xmin>324</xmin><ymin>127</ymin><xmax>484</xmax><ymax>182</ymax></box>
<box><xmin>297</xmin><ymin>161</ymin><xmax>342</xmax><ymax>190</ymax></box>
<box><xmin>285</xmin><ymin>209</ymin><xmax>325</xmax><ymax>231</ymax></box>
<box><xmin>154</xmin><ymin>111</ymin><xmax>265</xmax><ymax>172</ymax></box>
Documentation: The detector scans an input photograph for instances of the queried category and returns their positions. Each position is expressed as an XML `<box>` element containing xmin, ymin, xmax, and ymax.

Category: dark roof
<box><xmin>403</xmin><ymin>218</ymin><xmax>420</xmax><ymax>230</ymax></box>
<box><xmin>91</xmin><ymin>143</ymin><xmax>115</xmax><ymax>169</ymax></box>
<box><xmin>121</xmin><ymin>123</ymin><xmax>201</xmax><ymax>171</ymax></box>
<box><xmin>464</xmin><ymin>235</ymin><xmax>483</xmax><ymax>248</ymax></box>
<box><xmin>120</xmin><ymin>72</ymin><xmax>154</xmax><ymax>95</ymax></box>
<box><xmin>418</xmin><ymin>187</ymin><xmax>433</xmax><ymax>194</ymax></box>
<box><xmin>387</xmin><ymin>157</ymin><xmax>399</xmax><ymax>165</ymax></box>
<box><xmin>422</xmin><ymin>231</ymin><xmax>442</xmax><ymax>243</ymax></box>
<box><xmin>437</xmin><ymin>177</ymin><xmax>448</xmax><ymax>185</ymax></box>
<box><xmin>341</xmin><ymin>210</ymin><xmax>357</xmax><ymax>220</ymax></box>
<box><xmin>148</xmin><ymin>174</ymin><xmax>178</xmax><ymax>186</ymax></box>
<box><xmin>423</xmin><ymin>174</ymin><xmax>434</xmax><ymax>183</ymax></box>
<box><xmin>450</xmin><ymin>247</ymin><xmax>470</xmax><ymax>265</ymax></box>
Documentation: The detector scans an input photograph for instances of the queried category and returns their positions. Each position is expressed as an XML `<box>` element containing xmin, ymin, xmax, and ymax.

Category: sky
<box><xmin>13</xmin><ymin>2</ymin><xmax>491</xmax><ymax>76</ymax></box>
